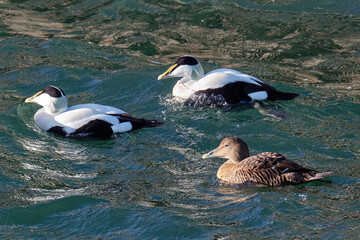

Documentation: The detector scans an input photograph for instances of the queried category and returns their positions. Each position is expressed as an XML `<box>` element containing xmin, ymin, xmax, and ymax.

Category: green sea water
<box><xmin>0</xmin><ymin>0</ymin><xmax>359</xmax><ymax>239</ymax></box>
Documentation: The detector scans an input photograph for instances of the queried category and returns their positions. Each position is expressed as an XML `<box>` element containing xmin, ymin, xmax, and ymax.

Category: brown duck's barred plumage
<box><xmin>204</xmin><ymin>138</ymin><xmax>331</xmax><ymax>186</ymax></box>
<box><xmin>216</xmin><ymin>152</ymin><xmax>315</xmax><ymax>186</ymax></box>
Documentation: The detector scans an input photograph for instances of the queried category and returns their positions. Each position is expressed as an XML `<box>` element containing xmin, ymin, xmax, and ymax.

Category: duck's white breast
<box><xmin>172</xmin><ymin>81</ymin><xmax>196</xmax><ymax>100</ymax></box>
<box><xmin>34</xmin><ymin>109</ymin><xmax>57</xmax><ymax>131</ymax></box>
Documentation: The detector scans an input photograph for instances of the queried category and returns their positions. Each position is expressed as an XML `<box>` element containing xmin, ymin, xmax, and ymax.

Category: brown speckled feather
<box><xmin>217</xmin><ymin>152</ymin><xmax>315</xmax><ymax>186</ymax></box>
<box><xmin>241</xmin><ymin>152</ymin><xmax>311</xmax><ymax>173</ymax></box>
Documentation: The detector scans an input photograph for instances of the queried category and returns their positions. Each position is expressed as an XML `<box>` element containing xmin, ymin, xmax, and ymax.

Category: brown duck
<box><xmin>202</xmin><ymin>137</ymin><xmax>331</xmax><ymax>186</ymax></box>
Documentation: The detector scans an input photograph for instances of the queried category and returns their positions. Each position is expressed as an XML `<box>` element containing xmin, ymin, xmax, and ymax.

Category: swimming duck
<box><xmin>202</xmin><ymin>137</ymin><xmax>331</xmax><ymax>186</ymax></box>
<box><xmin>25</xmin><ymin>85</ymin><xmax>164</xmax><ymax>138</ymax></box>
<box><xmin>158</xmin><ymin>56</ymin><xmax>298</xmax><ymax>105</ymax></box>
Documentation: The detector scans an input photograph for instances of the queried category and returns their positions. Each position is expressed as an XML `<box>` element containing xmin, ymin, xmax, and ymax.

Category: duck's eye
<box><xmin>224</xmin><ymin>144</ymin><xmax>229</xmax><ymax>147</ymax></box>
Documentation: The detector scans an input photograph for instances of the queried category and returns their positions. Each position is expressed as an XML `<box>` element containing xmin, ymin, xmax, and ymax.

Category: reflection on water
<box><xmin>22</xmin><ymin>163</ymin><xmax>97</xmax><ymax>180</ymax></box>
<box><xmin>25</xmin><ymin>187</ymin><xmax>90</xmax><ymax>203</ymax></box>
<box><xmin>1</xmin><ymin>0</ymin><xmax>360</xmax><ymax>97</ymax></box>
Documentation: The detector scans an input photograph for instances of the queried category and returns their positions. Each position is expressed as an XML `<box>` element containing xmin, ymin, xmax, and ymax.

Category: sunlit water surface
<box><xmin>0</xmin><ymin>0</ymin><xmax>359</xmax><ymax>239</ymax></box>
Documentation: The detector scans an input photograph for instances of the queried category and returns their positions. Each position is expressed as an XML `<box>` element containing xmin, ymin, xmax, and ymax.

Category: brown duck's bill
<box><xmin>202</xmin><ymin>148</ymin><xmax>217</xmax><ymax>159</ymax></box>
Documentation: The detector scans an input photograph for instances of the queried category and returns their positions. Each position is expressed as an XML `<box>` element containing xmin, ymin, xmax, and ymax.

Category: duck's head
<box><xmin>25</xmin><ymin>85</ymin><xmax>68</xmax><ymax>115</ymax></box>
<box><xmin>202</xmin><ymin>137</ymin><xmax>250</xmax><ymax>163</ymax></box>
<box><xmin>158</xmin><ymin>55</ymin><xmax>205</xmax><ymax>81</ymax></box>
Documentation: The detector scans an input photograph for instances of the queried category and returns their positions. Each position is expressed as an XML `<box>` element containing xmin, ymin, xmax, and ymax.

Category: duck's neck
<box><xmin>191</xmin><ymin>63</ymin><xmax>205</xmax><ymax>81</ymax></box>
<box><xmin>217</xmin><ymin>160</ymin><xmax>238</xmax><ymax>180</ymax></box>
<box><xmin>173</xmin><ymin>78</ymin><xmax>196</xmax><ymax>99</ymax></box>
<box><xmin>178</xmin><ymin>67</ymin><xmax>204</xmax><ymax>85</ymax></box>
<box><xmin>178</xmin><ymin>77</ymin><xmax>192</xmax><ymax>84</ymax></box>
<box><xmin>179</xmin><ymin>63</ymin><xmax>204</xmax><ymax>83</ymax></box>
<box><xmin>46</xmin><ymin>107</ymin><xmax>67</xmax><ymax>115</ymax></box>
<box><xmin>227</xmin><ymin>152</ymin><xmax>249</xmax><ymax>164</ymax></box>
<box><xmin>44</xmin><ymin>97</ymin><xmax>68</xmax><ymax>115</ymax></box>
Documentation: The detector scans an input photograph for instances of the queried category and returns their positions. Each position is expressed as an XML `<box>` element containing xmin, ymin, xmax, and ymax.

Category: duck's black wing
<box><xmin>195</xmin><ymin>80</ymin><xmax>298</xmax><ymax>104</ymax></box>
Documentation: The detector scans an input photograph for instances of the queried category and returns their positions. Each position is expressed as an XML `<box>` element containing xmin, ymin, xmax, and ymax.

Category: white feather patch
<box><xmin>248</xmin><ymin>91</ymin><xmax>268</xmax><ymax>100</ymax></box>
<box><xmin>111</xmin><ymin>122</ymin><xmax>133</xmax><ymax>133</ymax></box>
<box><xmin>191</xmin><ymin>69</ymin><xmax>262</xmax><ymax>91</ymax></box>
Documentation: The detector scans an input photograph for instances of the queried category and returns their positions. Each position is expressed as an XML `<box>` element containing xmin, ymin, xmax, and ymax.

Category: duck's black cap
<box><xmin>43</xmin><ymin>86</ymin><xmax>65</xmax><ymax>98</ymax></box>
<box><xmin>175</xmin><ymin>56</ymin><xmax>199</xmax><ymax>66</ymax></box>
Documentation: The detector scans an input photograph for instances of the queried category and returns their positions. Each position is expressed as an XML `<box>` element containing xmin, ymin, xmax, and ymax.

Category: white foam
<box><xmin>27</xmin><ymin>187</ymin><xmax>89</xmax><ymax>203</ymax></box>
<box><xmin>22</xmin><ymin>163</ymin><xmax>97</xmax><ymax>179</ymax></box>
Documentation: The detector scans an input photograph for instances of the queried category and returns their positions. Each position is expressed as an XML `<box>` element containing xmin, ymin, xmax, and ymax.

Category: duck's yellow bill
<box><xmin>158</xmin><ymin>64</ymin><xmax>177</xmax><ymax>80</ymax></box>
<box><xmin>25</xmin><ymin>90</ymin><xmax>42</xmax><ymax>103</ymax></box>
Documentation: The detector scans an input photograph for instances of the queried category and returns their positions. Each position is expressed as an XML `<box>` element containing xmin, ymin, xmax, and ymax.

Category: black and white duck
<box><xmin>25</xmin><ymin>85</ymin><xmax>164</xmax><ymax>138</ymax></box>
<box><xmin>158</xmin><ymin>55</ymin><xmax>298</xmax><ymax>106</ymax></box>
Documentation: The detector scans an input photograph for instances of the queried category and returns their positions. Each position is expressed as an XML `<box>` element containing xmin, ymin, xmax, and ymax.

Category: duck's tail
<box><xmin>268</xmin><ymin>91</ymin><xmax>299</xmax><ymax>101</ymax></box>
<box><xmin>304</xmin><ymin>172</ymin><xmax>332</xmax><ymax>182</ymax></box>
<box><xmin>110</xmin><ymin>113</ymin><xmax>164</xmax><ymax>130</ymax></box>
<box><xmin>131</xmin><ymin>118</ymin><xmax>164</xmax><ymax>130</ymax></box>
